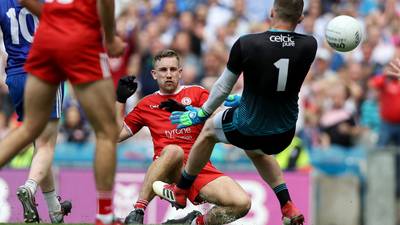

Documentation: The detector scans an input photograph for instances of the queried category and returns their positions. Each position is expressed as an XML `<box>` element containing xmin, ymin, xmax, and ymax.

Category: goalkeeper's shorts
<box><xmin>214</xmin><ymin>107</ymin><xmax>295</xmax><ymax>155</ymax></box>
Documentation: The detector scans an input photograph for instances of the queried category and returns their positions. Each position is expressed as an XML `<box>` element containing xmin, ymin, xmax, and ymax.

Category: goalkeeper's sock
<box><xmin>134</xmin><ymin>199</ymin><xmax>149</xmax><ymax>211</ymax></box>
<box><xmin>177</xmin><ymin>170</ymin><xmax>197</xmax><ymax>190</ymax></box>
<box><xmin>273</xmin><ymin>183</ymin><xmax>291</xmax><ymax>208</ymax></box>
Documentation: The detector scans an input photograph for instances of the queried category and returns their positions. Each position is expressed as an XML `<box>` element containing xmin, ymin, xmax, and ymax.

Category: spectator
<box><xmin>369</xmin><ymin>58</ymin><xmax>400</xmax><ymax>147</ymax></box>
<box><xmin>312</xmin><ymin>48</ymin><xmax>336</xmax><ymax>80</ymax></box>
<box><xmin>319</xmin><ymin>82</ymin><xmax>363</xmax><ymax>148</ymax></box>
<box><xmin>178</xmin><ymin>11</ymin><xmax>202</xmax><ymax>56</ymax></box>
<box><xmin>60</xmin><ymin>105</ymin><xmax>91</xmax><ymax>144</ymax></box>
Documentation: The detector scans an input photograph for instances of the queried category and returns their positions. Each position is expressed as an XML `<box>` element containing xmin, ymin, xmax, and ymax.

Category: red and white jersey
<box><xmin>36</xmin><ymin>0</ymin><xmax>102</xmax><ymax>50</ymax></box>
<box><xmin>124</xmin><ymin>85</ymin><xmax>208</xmax><ymax>159</ymax></box>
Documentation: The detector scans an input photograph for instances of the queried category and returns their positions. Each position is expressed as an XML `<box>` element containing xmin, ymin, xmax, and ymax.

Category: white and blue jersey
<box><xmin>0</xmin><ymin>0</ymin><xmax>63</xmax><ymax>121</ymax></box>
<box><xmin>0</xmin><ymin>0</ymin><xmax>37</xmax><ymax>77</ymax></box>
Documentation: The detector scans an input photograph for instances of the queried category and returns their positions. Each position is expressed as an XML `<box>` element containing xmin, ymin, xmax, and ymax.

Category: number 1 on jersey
<box><xmin>274</xmin><ymin>58</ymin><xmax>289</xmax><ymax>91</ymax></box>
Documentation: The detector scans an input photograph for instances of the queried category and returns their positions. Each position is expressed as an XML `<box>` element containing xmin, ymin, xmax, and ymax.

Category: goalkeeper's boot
<box><xmin>49</xmin><ymin>197</ymin><xmax>72</xmax><ymax>223</ymax></box>
<box><xmin>162</xmin><ymin>210</ymin><xmax>202</xmax><ymax>224</ymax></box>
<box><xmin>95</xmin><ymin>217</ymin><xmax>124</xmax><ymax>225</ymax></box>
<box><xmin>282</xmin><ymin>201</ymin><xmax>304</xmax><ymax>225</ymax></box>
<box><xmin>124</xmin><ymin>208</ymin><xmax>144</xmax><ymax>224</ymax></box>
<box><xmin>153</xmin><ymin>181</ymin><xmax>188</xmax><ymax>209</ymax></box>
<box><xmin>16</xmin><ymin>185</ymin><xmax>40</xmax><ymax>223</ymax></box>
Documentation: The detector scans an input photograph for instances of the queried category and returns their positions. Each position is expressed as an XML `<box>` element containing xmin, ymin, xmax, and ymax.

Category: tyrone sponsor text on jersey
<box><xmin>165</xmin><ymin>127</ymin><xmax>192</xmax><ymax>140</ymax></box>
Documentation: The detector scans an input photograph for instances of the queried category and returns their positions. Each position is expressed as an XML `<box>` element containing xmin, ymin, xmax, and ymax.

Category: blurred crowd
<box><xmin>0</xmin><ymin>0</ymin><xmax>400</xmax><ymax>169</ymax></box>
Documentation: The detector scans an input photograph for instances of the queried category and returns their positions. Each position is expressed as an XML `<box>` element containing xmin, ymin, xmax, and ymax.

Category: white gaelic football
<box><xmin>325</xmin><ymin>15</ymin><xmax>362</xmax><ymax>52</ymax></box>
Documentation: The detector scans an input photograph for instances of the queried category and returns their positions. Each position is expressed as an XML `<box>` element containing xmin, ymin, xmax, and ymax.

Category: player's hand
<box><xmin>387</xmin><ymin>57</ymin><xmax>400</xmax><ymax>78</ymax></box>
<box><xmin>170</xmin><ymin>106</ymin><xmax>209</xmax><ymax>129</ymax></box>
<box><xmin>224</xmin><ymin>94</ymin><xmax>241</xmax><ymax>107</ymax></box>
<box><xmin>116</xmin><ymin>76</ymin><xmax>138</xmax><ymax>103</ymax></box>
<box><xmin>160</xmin><ymin>99</ymin><xmax>186</xmax><ymax>112</ymax></box>
<box><xmin>106</xmin><ymin>35</ymin><xmax>127</xmax><ymax>57</ymax></box>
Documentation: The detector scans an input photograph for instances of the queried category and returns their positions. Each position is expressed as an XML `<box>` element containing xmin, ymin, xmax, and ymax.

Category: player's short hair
<box><xmin>153</xmin><ymin>49</ymin><xmax>181</xmax><ymax>66</ymax></box>
<box><xmin>273</xmin><ymin>0</ymin><xmax>304</xmax><ymax>24</ymax></box>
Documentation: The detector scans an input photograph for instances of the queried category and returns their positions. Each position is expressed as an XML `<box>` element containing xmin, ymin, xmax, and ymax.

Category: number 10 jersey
<box><xmin>0</xmin><ymin>0</ymin><xmax>38</xmax><ymax>78</ymax></box>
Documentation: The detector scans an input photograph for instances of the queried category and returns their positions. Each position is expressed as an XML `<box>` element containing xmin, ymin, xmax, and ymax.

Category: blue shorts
<box><xmin>6</xmin><ymin>74</ymin><xmax>64</xmax><ymax>121</ymax></box>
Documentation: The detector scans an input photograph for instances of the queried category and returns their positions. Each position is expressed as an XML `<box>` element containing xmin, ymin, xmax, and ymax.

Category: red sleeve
<box><xmin>369</xmin><ymin>75</ymin><xmax>385</xmax><ymax>89</ymax></box>
<box><xmin>196</xmin><ymin>87</ymin><xmax>209</xmax><ymax>106</ymax></box>
<box><xmin>124</xmin><ymin>103</ymin><xmax>145</xmax><ymax>135</ymax></box>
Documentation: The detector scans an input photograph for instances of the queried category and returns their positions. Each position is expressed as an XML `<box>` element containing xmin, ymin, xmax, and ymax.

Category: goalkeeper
<box><xmin>153</xmin><ymin>0</ymin><xmax>318</xmax><ymax>224</ymax></box>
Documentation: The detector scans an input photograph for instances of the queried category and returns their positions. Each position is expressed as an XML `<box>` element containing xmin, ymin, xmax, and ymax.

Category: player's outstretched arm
<box><xmin>201</xmin><ymin>68</ymin><xmax>240</xmax><ymax>114</ymax></box>
<box><xmin>115</xmin><ymin>76</ymin><xmax>138</xmax><ymax>142</ymax></box>
<box><xmin>170</xmin><ymin>68</ymin><xmax>239</xmax><ymax>128</ymax></box>
<box><xmin>116</xmin><ymin>76</ymin><xmax>138</xmax><ymax>104</ymax></box>
<box><xmin>19</xmin><ymin>0</ymin><xmax>43</xmax><ymax>17</ymax></box>
<box><xmin>170</xmin><ymin>106</ymin><xmax>209</xmax><ymax>129</ymax></box>
<box><xmin>97</xmin><ymin>0</ymin><xmax>126</xmax><ymax>57</ymax></box>
<box><xmin>118</xmin><ymin>123</ymin><xmax>132</xmax><ymax>142</ymax></box>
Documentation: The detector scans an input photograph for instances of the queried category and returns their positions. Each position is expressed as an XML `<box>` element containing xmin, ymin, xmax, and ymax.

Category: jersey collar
<box><xmin>156</xmin><ymin>86</ymin><xmax>184</xmax><ymax>96</ymax></box>
<box><xmin>268</xmin><ymin>28</ymin><xmax>293</xmax><ymax>33</ymax></box>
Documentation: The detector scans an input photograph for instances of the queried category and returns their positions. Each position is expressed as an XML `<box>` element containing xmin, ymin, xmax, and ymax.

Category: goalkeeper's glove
<box><xmin>160</xmin><ymin>99</ymin><xmax>186</xmax><ymax>112</ymax></box>
<box><xmin>170</xmin><ymin>106</ymin><xmax>209</xmax><ymax>129</ymax></box>
<box><xmin>224</xmin><ymin>94</ymin><xmax>241</xmax><ymax>107</ymax></box>
<box><xmin>116</xmin><ymin>76</ymin><xmax>138</xmax><ymax>103</ymax></box>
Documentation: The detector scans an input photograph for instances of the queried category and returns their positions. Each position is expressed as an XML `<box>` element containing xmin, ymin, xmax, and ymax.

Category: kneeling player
<box><xmin>116</xmin><ymin>50</ymin><xmax>251</xmax><ymax>225</ymax></box>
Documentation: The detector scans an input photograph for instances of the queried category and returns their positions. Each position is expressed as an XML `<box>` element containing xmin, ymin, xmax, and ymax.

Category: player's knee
<box><xmin>232</xmin><ymin>193</ymin><xmax>251</xmax><ymax>218</ymax></box>
<box><xmin>35</xmin><ymin>122</ymin><xmax>58</xmax><ymax>149</ymax></box>
<box><xmin>245</xmin><ymin>150</ymin><xmax>265</xmax><ymax>160</ymax></box>
<box><xmin>34</xmin><ymin>138</ymin><xmax>56</xmax><ymax>152</ymax></box>
<box><xmin>21</xmin><ymin>122</ymin><xmax>45</xmax><ymax>140</ymax></box>
<box><xmin>202</xmin><ymin>119</ymin><xmax>217</xmax><ymax>141</ymax></box>
<box><xmin>95</xmin><ymin>121</ymin><xmax>119</xmax><ymax>141</ymax></box>
<box><xmin>162</xmin><ymin>145</ymin><xmax>184</xmax><ymax>163</ymax></box>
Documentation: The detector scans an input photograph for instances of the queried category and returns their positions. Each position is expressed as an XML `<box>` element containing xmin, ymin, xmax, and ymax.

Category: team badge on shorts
<box><xmin>181</xmin><ymin>97</ymin><xmax>192</xmax><ymax>105</ymax></box>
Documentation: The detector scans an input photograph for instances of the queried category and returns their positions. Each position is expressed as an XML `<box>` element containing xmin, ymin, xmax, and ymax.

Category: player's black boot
<box><xmin>16</xmin><ymin>186</ymin><xmax>40</xmax><ymax>223</ymax></box>
<box><xmin>124</xmin><ymin>209</ymin><xmax>144</xmax><ymax>224</ymax></box>
<box><xmin>49</xmin><ymin>197</ymin><xmax>72</xmax><ymax>223</ymax></box>
<box><xmin>162</xmin><ymin>210</ymin><xmax>202</xmax><ymax>224</ymax></box>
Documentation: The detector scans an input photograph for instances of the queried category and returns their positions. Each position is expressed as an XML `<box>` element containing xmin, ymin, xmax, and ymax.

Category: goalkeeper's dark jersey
<box><xmin>227</xmin><ymin>30</ymin><xmax>317</xmax><ymax>135</ymax></box>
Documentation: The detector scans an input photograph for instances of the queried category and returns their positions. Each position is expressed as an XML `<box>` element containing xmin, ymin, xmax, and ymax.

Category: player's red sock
<box><xmin>97</xmin><ymin>191</ymin><xmax>113</xmax><ymax>215</ymax></box>
<box><xmin>134</xmin><ymin>199</ymin><xmax>149</xmax><ymax>211</ymax></box>
<box><xmin>195</xmin><ymin>214</ymin><xmax>206</xmax><ymax>225</ymax></box>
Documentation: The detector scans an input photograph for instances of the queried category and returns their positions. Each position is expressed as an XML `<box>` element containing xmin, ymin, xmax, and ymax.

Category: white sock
<box><xmin>43</xmin><ymin>190</ymin><xmax>61</xmax><ymax>212</ymax></box>
<box><xmin>191</xmin><ymin>218</ymin><xmax>197</xmax><ymax>225</ymax></box>
<box><xmin>96</xmin><ymin>213</ymin><xmax>113</xmax><ymax>224</ymax></box>
<box><xmin>24</xmin><ymin>179</ymin><xmax>38</xmax><ymax>195</ymax></box>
